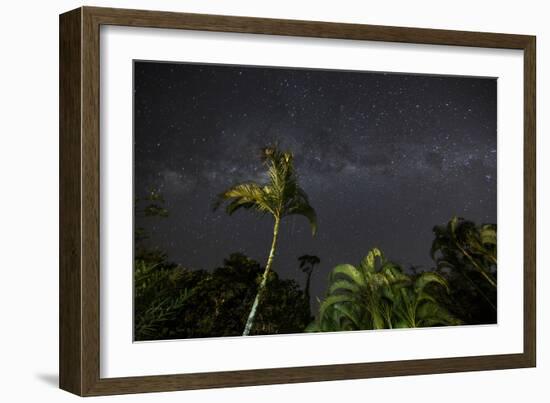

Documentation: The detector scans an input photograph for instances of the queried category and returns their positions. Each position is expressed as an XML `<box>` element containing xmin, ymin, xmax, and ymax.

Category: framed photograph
<box><xmin>59</xmin><ymin>6</ymin><xmax>536</xmax><ymax>396</ymax></box>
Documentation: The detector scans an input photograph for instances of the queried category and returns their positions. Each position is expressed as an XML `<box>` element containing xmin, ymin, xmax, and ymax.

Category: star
<box><xmin>134</xmin><ymin>60</ymin><xmax>497</xmax><ymax>302</ymax></box>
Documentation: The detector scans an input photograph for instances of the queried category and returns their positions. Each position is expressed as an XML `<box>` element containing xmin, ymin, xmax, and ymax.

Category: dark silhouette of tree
<box><xmin>134</xmin><ymin>253</ymin><xmax>311</xmax><ymax>340</ymax></box>
<box><xmin>134</xmin><ymin>188</ymin><xmax>169</xmax><ymax>261</ymax></box>
<box><xmin>431</xmin><ymin>216</ymin><xmax>497</xmax><ymax>288</ymax></box>
<box><xmin>431</xmin><ymin>217</ymin><xmax>497</xmax><ymax>324</ymax></box>
<box><xmin>298</xmin><ymin>254</ymin><xmax>320</xmax><ymax>307</ymax></box>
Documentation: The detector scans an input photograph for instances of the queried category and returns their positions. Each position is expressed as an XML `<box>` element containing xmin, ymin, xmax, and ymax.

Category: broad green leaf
<box><xmin>319</xmin><ymin>294</ymin><xmax>355</xmax><ymax>322</ymax></box>
<box><xmin>360</xmin><ymin>247</ymin><xmax>384</xmax><ymax>274</ymax></box>
<box><xmin>480</xmin><ymin>225</ymin><xmax>497</xmax><ymax>246</ymax></box>
<box><xmin>328</xmin><ymin>279</ymin><xmax>360</xmax><ymax>295</ymax></box>
<box><xmin>332</xmin><ymin>303</ymin><xmax>362</xmax><ymax>329</ymax></box>
<box><xmin>415</xmin><ymin>272</ymin><xmax>449</xmax><ymax>294</ymax></box>
<box><xmin>330</xmin><ymin>264</ymin><xmax>365</xmax><ymax>287</ymax></box>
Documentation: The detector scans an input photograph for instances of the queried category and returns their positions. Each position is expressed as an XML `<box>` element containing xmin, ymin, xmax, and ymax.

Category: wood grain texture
<box><xmin>86</xmin><ymin>6</ymin><xmax>532</xmax><ymax>49</ymax></box>
<box><xmin>523</xmin><ymin>38</ymin><xmax>536</xmax><ymax>367</ymax></box>
<box><xmin>59</xmin><ymin>8</ymin><xmax>83</xmax><ymax>396</ymax></box>
<box><xmin>59</xmin><ymin>6</ymin><xmax>537</xmax><ymax>396</ymax></box>
<box><xmin>85</xmin><ymin>353</ymin><xmax>532</xmax><ymax>396</ymax></box>
<box><xmin>81</xmin><ymin>6</ymin><xmax>102</xmax><ymax>396</ymax></box>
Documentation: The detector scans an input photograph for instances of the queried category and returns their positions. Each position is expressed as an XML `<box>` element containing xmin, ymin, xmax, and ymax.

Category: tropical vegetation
<box><xmin>431</xmin><ymin>217</ymin><xmax>497</xmax><ymax>324</ymax></box>
<box><xmin>135</xmin><ymin>252</ymin><xmax>312</xmax><ymax>340</ymax></box>
<box><xmin>134</xmin><ymin>147</ymin><xmax>497</xmax><ymax>340</ymax></box>
<box><xmin>307</xmin><ymin>248</ymin><xmax>461</xmax><ymax>332</ymax></box>
<box><xmin>214</xmin><ymin>145</ymin><xmax>317</xmax><ymax>335</ymax></box>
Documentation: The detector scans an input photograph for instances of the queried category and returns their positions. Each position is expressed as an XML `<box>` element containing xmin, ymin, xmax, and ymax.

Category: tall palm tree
<box><xmin>214</xmin><ymin>146</ymin><xmax>317</xmax><ymax>336</ymax></box>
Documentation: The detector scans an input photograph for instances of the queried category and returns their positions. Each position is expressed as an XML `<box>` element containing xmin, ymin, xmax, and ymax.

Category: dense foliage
<box><xmin>308</xmin><ymin>248</ymin><xmax>460</xmax><ymax>332</ymax></box>
<box><xmin>134</xmin><ymin>153</ymin><xmax>497</xmax><ymax>339</ymax></box>
<box><xmin>135</xmin><ymin>216</ymin><xmax>497</xmax><ymax>339</ymax></box>
<box><xmin>135</xmin><ymin>253</ymin><xmax>312</xmax><ymax>341</ymax></box>
<box><xmin>431</xmin><ymin>217</ymin><xmax>497</xmax><ymax>324</ymax></box>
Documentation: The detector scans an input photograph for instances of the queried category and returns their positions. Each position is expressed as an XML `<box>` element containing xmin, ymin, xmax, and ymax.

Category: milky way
<box><xmin>134</xmin><ymin>61</ymin><xmax>497</xmax><ymax>303</ymax></box>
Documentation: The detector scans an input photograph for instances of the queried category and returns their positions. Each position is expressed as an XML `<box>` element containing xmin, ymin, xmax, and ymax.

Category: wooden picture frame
<box><xmin>59</xmin><ymin>6</ymin><xmax>536</xmax><ymax>396</ymax></box>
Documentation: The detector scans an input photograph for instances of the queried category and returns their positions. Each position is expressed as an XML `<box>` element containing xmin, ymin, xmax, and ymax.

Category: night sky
<box><xmin>134</xmin><ymin>61</ymin><xmax>497</xmax><ymax>304</ymax></box>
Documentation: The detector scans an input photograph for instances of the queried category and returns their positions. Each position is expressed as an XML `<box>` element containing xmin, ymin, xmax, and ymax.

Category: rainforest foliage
<box><xmin>307</xmin><ymin>248</ymin><xmax>461</xmax><ymax>332</ymax></box>
<box><xmin>134</xmin><ymin>146</ymin><xmax>497</xmax><ymax>340</ymax></box>
<box><xmin>135</xmin><ymin>252</ymin><xmax>312</xmax><ymax>340</ymax></box>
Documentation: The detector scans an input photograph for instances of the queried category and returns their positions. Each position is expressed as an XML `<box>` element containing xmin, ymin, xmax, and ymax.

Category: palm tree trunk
<box><xmin>243</xmin><ymin>217</ymin><xmax>280</xmax><ymax>336</ymax></box>
<box><xmin>458</xmin><ymin>245</ymin><xmax>497</xmax><ymax>288</ymax></box>
<box><xmin>303</xmin><ymin>271</ymin><xmax>312</xmax><ymax>322</ymax></box>
<box><xmin>458</xmin><ymin>269</ymin><xmax>497</xmax><ymax>311</ymax></box>
<box><xmin>304</xmin><ymin>271</ymin><xmax>312</xmax><ymax>305</ymax></box>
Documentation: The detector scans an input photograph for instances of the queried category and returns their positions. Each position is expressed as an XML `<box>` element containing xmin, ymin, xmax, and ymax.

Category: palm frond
<box><xmin>329</xmin><ymin>264</ymin><xmax>365</xmax><ymax>287</ymax></box>
<box><xmin>414</xmin><ymin>272</ymin><xmax>449</xmax><ymax>294</ymax></box>
<box><xmin>286</xmin><ymin>202</ymin><xmax>317</xmax><ymax>235</ymax></box>
<box><xmin>213</xmin><ymin>182</ymin><xmax>275</xmax><ymax>216</ymax></box>
<box><xmin>215</xmin><ymin>146</ymin><xmax>317</xmax><ymax>233</ymax></box>
<box><xmin>214</xmin><ymin>145</ymin><xmax>317</xmax><ymax>336</ymax></box>
<box><xmin>315</xmin><ymin>248</ymin><xmax>460</xmax><ymax>331</ymax></box>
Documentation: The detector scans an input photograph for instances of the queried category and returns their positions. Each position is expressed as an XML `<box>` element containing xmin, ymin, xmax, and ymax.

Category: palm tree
<box><xmin>391</xmin><ymin>272</ymin><xmax>460</xmax><ymax>328</ymax></box>
<box><xmin>214</xmin><ymin>146</ymin><xmax>317</xmax><ymax>336</ymax></box>
<box><xmin>431</xmin><ymin>217</ymin><xmax>497</xmax><ymax>288</ymax></box>
<box><xmin>298</xmin><ymin>254</ymin><xmax>320</xmax><ymax>305</ymax></box>
<box><xmin>309</xmin><ymin>248</ymin><xmax>459</xmax><ymax>332</ymax></box>
<box><xmin>431</xmin><ymin>217</ymin><xmax>497</xmax><ymax>318</ymax></box>
<box><xmin>314</xmin><ymin>248</ymin><xmax>402</xmax><ymax>331</ymax></box>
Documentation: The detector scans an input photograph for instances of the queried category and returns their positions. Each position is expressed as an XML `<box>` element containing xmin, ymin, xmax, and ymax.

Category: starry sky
<box><xmin>134</xmin><ymin>60</ymin><xmax>497</xmax><ymax>304</ymax></box>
